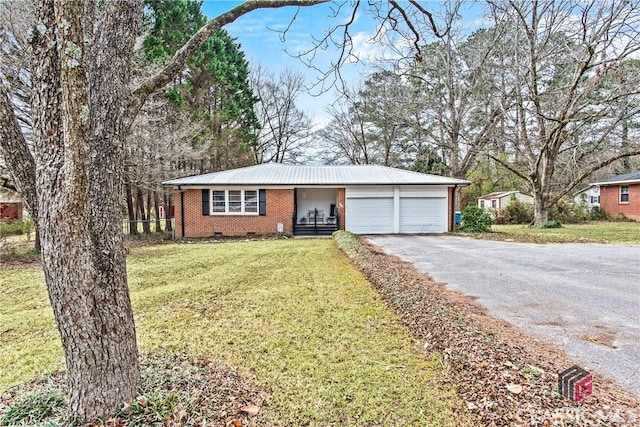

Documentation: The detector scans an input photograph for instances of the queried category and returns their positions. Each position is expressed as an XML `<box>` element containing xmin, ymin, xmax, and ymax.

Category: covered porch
<box><xmin>293</xmin><ymin>187</ymin><xmax>341</xmax><ymax>236</ymax></box>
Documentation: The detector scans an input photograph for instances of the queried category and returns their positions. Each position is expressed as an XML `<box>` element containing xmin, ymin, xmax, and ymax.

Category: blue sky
<box><xmin>200</xmin><ymin>1</ymin><xmax>487</xmax><ymax>123</ymax></box>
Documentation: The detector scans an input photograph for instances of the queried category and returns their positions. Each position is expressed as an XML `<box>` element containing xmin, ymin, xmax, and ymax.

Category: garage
<box><xmin>346</xmin><ymin>186</ymin><xmax>449</xmax><ymax>234</ymax></box>
<box><xmin>345</xmin><ymin>187</ymin><xmax>393</xmax><ymax>234</ymax></box>
<box><xmin>399</xmin><ymin>197</ymin><xmax>447</xmax><ymax>233</ymax></box>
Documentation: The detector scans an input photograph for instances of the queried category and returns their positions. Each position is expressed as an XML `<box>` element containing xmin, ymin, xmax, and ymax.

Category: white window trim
<box><xmin>210</xmin><ymin>189</ymin><xmax>259</xmax><ymax>215</ymax></box>
<box><xmin>619</xmin><ymin>185</ymin><xmax>630</xmax><ymax>204</ymax></box>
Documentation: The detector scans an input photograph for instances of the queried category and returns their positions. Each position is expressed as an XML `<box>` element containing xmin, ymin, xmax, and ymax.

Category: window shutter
<box><xmin>202</xmin><ymin>189</ymin><xmax>210</xmax><ymax>215</ymax></box>
<box><xmin>259</xmin><ymin>189</ymin><xmax>266</xmax><ymax>216</ymax></box>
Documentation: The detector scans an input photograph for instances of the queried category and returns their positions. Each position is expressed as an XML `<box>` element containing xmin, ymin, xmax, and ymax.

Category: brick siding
<box><xmin>173</xmin><ymin>185</ymin><xmax>455</xmax><ymax>237</ymax></box>
<box><xmin>0</xmin><ymin>202</ymin><xmax>23</xmax><ymax>220</ymax></box>
<box><xmin>174</xmin><ymin>188</ymin><xmax>295</xmax><ymax>237</ymax></box>
<box><xmin>337</xmin><ymin>188</ymin><xmax>346</xmax><ymax>231</ymax></box>
<box><xmin>599</xmin><ymin>184</ymin><xmax>640</xmax><ymax>220</ymax></box>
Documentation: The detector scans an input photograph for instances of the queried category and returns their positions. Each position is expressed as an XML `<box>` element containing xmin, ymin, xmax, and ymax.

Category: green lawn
<box><xmin>490</xmin><ymin>221</ymin><xmax>640</xmax><ymax>244</ymax></box>
<box><xmin>0</xmin><ymin>240</ymin><xmax>468</xmax><ymax>426</ymax></box>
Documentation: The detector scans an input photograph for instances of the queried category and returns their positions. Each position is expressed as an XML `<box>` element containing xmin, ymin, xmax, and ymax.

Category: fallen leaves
<box><xmin>0</xmin><ymin>353</ymin><xmax>263</xmax><ymax>427</ymax></box>
<box><xmin>506</xmin><ymin>384</ymin><xmax>523</xmax><ymax>394</ymax></box>
<box><xmin>334</xmin><ymin>234</ymin><xmax>640</xmax><ymax>426</ymax></box>
<box><xmin>237</xmin><ymin>404</ymin><xmax>260</xmax><ymax>417</ymax></box>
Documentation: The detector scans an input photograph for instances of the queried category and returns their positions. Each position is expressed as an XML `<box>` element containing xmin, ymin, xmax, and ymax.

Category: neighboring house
<box><xmin>477</xmin><ymin>191</ymin><xmax>533</xmax><ymax>211</ymax></box>
<box><xmin>0</xmin><ymin>188</ymin><xmax>24</xmax><ymax>220</ymax></box>
<box><xmin>163</xmin><ymin>163</ymin><xmax>470</xmax><ymax>237</ymax></box>
<box><xmin>591</xmin><ymin>171</ymin><xmax>640</xmax><ymax>220</ymax></box>
<box><xmin>573</xmin><ymin>185</ymin><xmax>600</xmax><ymax>208</ymax></box>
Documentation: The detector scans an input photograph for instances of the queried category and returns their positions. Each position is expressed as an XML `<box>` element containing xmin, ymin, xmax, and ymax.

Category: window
<box><xmin>620</xmin><ymin>185</ymin><xmax>629</xmax><ymax>203</ymax></box>
<box><xmin>491</xmin><ymin>200</ymin><xmax>497</xmax><ymax>209</ymax></box>
<box><xmin>244</xmin><ymin>190</ymin><xmax>258</xmax><ymax>213</ymax></box>
<box><xmin>209</xmin><ymin>189</ymin><xmax>259</xmax><ymax>215</ymax></box>
<box><xmin>480</xmin><ymin>200</ymin><xmax>485</xmax><ymax>208</ymax></box>
<box><xmin>212</xmin><ymin>191</ymin><xmax>226</xmax><ymax>213</ymax></box>
<box><xmin>228</xmin><ymin>190</ymin><xmax>242</xmax><ymax>213</ymax></box>
<box><xmin>590</xmin><ymin>196</ymin><xmax>600</xmax><ymax>204</ymax></box>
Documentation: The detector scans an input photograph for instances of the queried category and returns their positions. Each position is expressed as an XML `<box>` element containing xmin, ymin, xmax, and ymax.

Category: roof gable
<box><xmin>162</xmin><ymin>164</ymin><xmax>470</xmax><ymax>187</ymax></box>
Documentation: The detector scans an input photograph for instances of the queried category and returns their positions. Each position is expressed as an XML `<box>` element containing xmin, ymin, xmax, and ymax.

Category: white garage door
<box><xmin>399</xmin><ymin>197</ymin><xmax>447</xmax><ymax>233</ymax></box>
<box><xmin>346</xmin><ymin>197</ymin><xmax>393</xmax><ymax>234</ymax></box>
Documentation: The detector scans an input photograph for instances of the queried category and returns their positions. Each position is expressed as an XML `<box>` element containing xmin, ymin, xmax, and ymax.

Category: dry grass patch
<box><xmin>1</xmin><ymin>239</ymin><xmax>469</xmax><ymax>426</ymax></box>
<box><xmin>486</xmin><ymin>222</ymin><xmax>640</xmax><ymax>244</ymax></box>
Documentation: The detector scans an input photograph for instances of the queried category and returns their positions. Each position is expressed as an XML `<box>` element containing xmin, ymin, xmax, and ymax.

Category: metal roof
<box><xmin>478</xmin><ymin>190</ymin><xmax>521</xmax><ymax>199</ymax></box>
<box><xmin>162</xmin><ymin>164</ymin><xmax>470</xmax><ymax>187</ymax></box>
<box><xmin>591</xmin><ymin>170</ymin><xmax>640</xmax><ymax>186</ymax></box>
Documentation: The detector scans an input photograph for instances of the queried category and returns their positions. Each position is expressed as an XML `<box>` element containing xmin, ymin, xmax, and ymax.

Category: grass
<box><xmin>0</xmin><ymin>240</ymin><xmax>467</xmax><ymax>426</ymax></box>
<box><xmin>488</xmin><ymin>221</ymin><xmax>640</xmax><ymax>244</ymax></box>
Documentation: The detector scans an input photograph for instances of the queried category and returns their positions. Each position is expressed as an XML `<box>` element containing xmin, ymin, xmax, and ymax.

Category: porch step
<box><xmin>293</xmin><ymin>225</ymin><xmax>337</xmax><ymax>236</ymax></box>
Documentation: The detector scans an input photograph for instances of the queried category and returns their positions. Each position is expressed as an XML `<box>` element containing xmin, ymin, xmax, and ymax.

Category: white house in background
<box><xmin>477</xmin><ymin>190</ymin><xmax>533</xmax><ymax>211</ymax></box>
<box><xmin>573</xmin><ymin>185</ymin><xmax>600</xmax><ymax>208</ymax></box>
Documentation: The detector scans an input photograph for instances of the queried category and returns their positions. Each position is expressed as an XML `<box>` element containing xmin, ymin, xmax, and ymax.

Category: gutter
<box><xmin>450</xmin><ymin>184</ymin><xmax>458</xmax><ymax>232</ymax></box>
<box><xmin>178</xmin><ymin>185</ymin><xmax>185</xmax><ymax>239</ymax></box>
<box><xmin>591</xmin><ymin>180</ymin><xmax>640</xmax><ymax>186</ymax></box>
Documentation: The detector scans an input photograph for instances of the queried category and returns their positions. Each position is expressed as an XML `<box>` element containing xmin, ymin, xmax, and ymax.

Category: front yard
<box><xmin>489</xmin><ymin>221</ymin><xmax>640</xmax><ymax>244</ymax></box>
<box><xmin>0</xmin><ymin>239</ymin><xmax>468</xmax><ymax>426</ymax></box>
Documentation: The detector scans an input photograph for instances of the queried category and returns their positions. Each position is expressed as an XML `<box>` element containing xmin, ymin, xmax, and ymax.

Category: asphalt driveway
<box><xmin>367</xmin><ymin>235</ymin><xmax>640</xmax><ymax>395</ymax></box>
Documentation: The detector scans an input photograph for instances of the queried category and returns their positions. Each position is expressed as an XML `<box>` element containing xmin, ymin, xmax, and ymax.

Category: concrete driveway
<box><xmin>367</xmin><ymin>235</ymin><xmax>640</xmax><ymax>395</ymax></box>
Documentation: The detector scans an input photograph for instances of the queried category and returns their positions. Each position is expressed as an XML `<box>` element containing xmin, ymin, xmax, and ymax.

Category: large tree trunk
<box><xmin>2</xmin><ymin>0</ymin><xmax>326</xmax><ymax>421</ymax></box>
<box><xmin>29</xmin><ymin>0</ymin><xmax>141</xmax><ymax>420</ymax></box>
<box><xmin>532</xmin><ymin>193</ymin><xmax>550</xmax><ymax>224</ymax></box>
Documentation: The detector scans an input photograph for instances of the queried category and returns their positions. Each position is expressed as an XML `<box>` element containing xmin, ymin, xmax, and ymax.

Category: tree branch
<box><xmin>0</xmin><ymin>84</ymin><xmax>37</xmax><ymax>219</ymax></box>
<box><xmin>407</xmin><ymin>0</ymin><xmax>447</xmax><ymax>38</ymax></box>
<box><xmin>131</xmin><ymin>0</ymin><xmax>328</xmax><ymax>110</ymax></box>
<box><xmin>548</xmin><ymin>149</ymin><xmax>640</xmax><ymax>207</ymax></box>
<box><xmin>488</xmin><ymin>153</ymin><xmax>530</xmax><ymax>182</ymax></box>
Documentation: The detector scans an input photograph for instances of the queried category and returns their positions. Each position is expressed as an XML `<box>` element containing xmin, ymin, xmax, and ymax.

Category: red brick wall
<box><xmin>174</xmin><ymin>188</ymin><xmax>295</xmax><ymax>237</ymax></box>
<box><xmin>337</xmin><ymin>188</ymin><xmax>346</xmax><ymax>230</ymax></box>
<box><xmin>600</xmin><ymin>184</ymin><xmax>640</xmax><ymax>220</ymax></box>
<box><xmin>0</xmin><ymin>202</ymin><xmax>23</xmax><ymax>220</ymax></box>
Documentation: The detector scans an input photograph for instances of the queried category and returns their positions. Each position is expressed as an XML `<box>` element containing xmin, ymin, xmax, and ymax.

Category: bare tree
<box><xmin>486</xmin><ymin>0</ymin><xmax>640</xmax><ymax>223</ymax></box>
<box><xmin>319</xmin><ymin>72</ymin><xmax>412</xmax><ymax>166</ymax></box>
<box><xmin>125</xmin><ymin>93</ymin><xmax>211</xmax><ymax>234</ymax></box>
<box><xmin>0</xmin><ymin>0</ymin><xmax>326</xmax><ymax>420</ymax></box>
<box><xmin>251</xmin><ymin>64</ymin><xmax>312</xmax><ymax>163</ymax></box>
<box><xmin>379</xmin><ymin>1</ymin><xmax>507</xmax><ymax>182</ymax></box>
<box><xmin>0</xmin><ymin>0</ymin><xmax>31</xmax><ymax>130</ymax></box>
<box><xmin>319</xmin><ymin>86</ymin><xmax>376</xmax><ymax>165</ymax></box>
<box><xmin>0</xmin><ymin>0</ymin><xmax>41</xmax><ymax>250</ymax></box>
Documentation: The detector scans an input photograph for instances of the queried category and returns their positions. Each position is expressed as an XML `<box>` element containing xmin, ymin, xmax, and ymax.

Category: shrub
<box><xmin>589</xmin><ymin>206</ymin><xmax>607</xmax><ymax>221</ymax></box>
<box><xmin>548</xmin><ymin>199</ymin><xmax>574</xmax><ymax>223</ymax></box>
<box><xmin>0</xmin><ymin>218</ymin><xmax>34</xmax><ymax>237</ymax></box>
<box><xmin>538</xmin><ymin>220</ymin><xmax>563</xmax><ymax>229</ymax></box>
<box><xmin>502</xmin><ymin>200</ymin><xmax>534</xmax><ymax>224</ymax></box>
<box><xmin>0</xmin><ymin>220</ymin><xmax>25</xmax><ymax>237</ymax></box>
<box><xmin>460</xmin><ymin>205</ymin><xmax>493</xmax><ymax>232</ymax></box>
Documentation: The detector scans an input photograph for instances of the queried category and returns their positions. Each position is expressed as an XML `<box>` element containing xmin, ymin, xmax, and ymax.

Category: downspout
<box><xmin>450</xmin><ymin>184</ymin><xmax>458</xmax><ymax>232</ymax></box>
<box><xmin>179</xmin><ymin>185</ymin><xmax>185</xmax><ymax>239</ymax></box>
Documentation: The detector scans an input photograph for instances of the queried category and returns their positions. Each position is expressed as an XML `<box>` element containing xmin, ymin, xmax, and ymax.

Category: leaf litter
<box><xmin>0</xmin><ymin>353</ymin><xmax>263</xmax><ymax>427</ymax></box>
<box><xmin>334</xmin><ymin>232</ymin><xmax>639</xmax><ymax>426</ymax></box>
